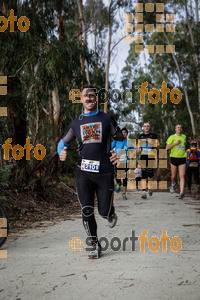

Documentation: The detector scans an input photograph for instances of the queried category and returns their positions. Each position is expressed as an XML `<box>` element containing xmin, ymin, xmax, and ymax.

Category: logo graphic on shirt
<box><xmin>80</xmin><ymin>122</ymin><xmax>102</xmax><ymax>144</ymax></box>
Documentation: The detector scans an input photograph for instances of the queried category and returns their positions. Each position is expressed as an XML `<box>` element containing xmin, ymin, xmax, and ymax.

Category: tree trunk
<box><xmin>77</xmin><ymin>0</ymin><xmax>85</xmax><ymax>87</ymax></box>
<box><xmin>195</xmin><ymin>0</ymin><xmax>199</xmax><ymax>24</ymax></box>
<box><xmin>77</xmin><ymin>0</ymin><xmax>90</xmax><ymax>84</ymax></box>
<box><xmin>57</xmin><ymin>0</ymin><xmax>64</xmax><ymax>40</ymax></box>
<box><xmin>164</xmin><ymin>32</ymin><xmax>195</xmax><ymax>135</ymax></box>
<box><xmin>52</xmin><ymin>87</ymin><xmax>60</xmax><ymax>126</ymax></box>
<box><xmin>35</xmin><ymin>92</ymin><xmax>42</xmax><ymax>192</ymax></box>
<box><xmin>94</xmin><ymin>22</ymin><xmax>98</xmax><ymax>76</ymax></box>
<box><xmin>104</xmin><ymin>0</ymin><xmax>113</xmax><ymax>113</ymax></box>
<box><xmin>2</xmin><ymin>1</ymin><xmax>27</xmax><ymax>184</ymax></box>
<box><xmin>184</xmin><ymin>0</ymin><xmax>200</xmax><ymax>111</ymax></box>
<box><xmin>172</xmin><ymin>52</ymin><xmax>195</xmax><ymax>135</ymax></box>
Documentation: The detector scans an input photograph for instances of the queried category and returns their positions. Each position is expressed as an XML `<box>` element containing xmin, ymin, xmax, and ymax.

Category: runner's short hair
<box><xmin>122</xmin><ymin>127</ymin><xmax>128</xmax><ymax>134</ymax></box>
<box><xmin>190</xmin><ymin>140</ymin><xmax>197</xmax><ymax>146</ymax></box>
<box><xmin>143</xmin><ymin>122</ymin><xmax>151</xmax><ymax>128</ymax></box>
<box><xmin>175</xmin><ymin>124</ymin><xmax>182</xmax><ymax>129</ymax></box>
<box><xmin>82</xmin><ymin>84</ymin><xmax>97</xmax><ymax>94</ymax></box>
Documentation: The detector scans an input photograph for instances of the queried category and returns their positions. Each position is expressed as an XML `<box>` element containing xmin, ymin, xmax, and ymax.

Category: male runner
<box><xmin>166</xmin><ymin>124</ymin><xmax>186</xmax><ymax>199</ymax></box>
<box><xmin>57</xmin><ymin>85</ymin><xmax>123</xmax><ymax>259</ymax></box>
<box><xmin>186</xmin><ymin>141</ymin><xmax>200</xmax><ymax>193</ymax></box>
<box><xmin>138</xmin><ymin>123</ymin><xmax>160</xmax><ymax>199</ymax></box>
<box><xmin>112</xmin><ymin>128</ymin><xmax>129</xmax><ymax>200</ymax></box>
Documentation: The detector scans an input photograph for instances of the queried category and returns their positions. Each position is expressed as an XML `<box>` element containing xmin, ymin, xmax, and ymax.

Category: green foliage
<box><xmin>0</xmin><ymin>0</ymin><xmax>112</xmax><ymax>188</ymax></box>
<box><xmin>119</xmin><ymin>0</ymin><xmax>199</xmax><ymax>144</ymax></box>
<box><xmin>0</xmin><ymin>165</ymin><xmax>11</xmax><ymax>188</ymax></box>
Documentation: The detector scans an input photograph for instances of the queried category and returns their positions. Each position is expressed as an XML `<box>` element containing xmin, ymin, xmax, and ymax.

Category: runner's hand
<box><xmin>60</xmin><ymin>146</ymin><xmax>67</xmax><ymax>161</ymax></box>
<box><xmin>175</xmin><ymin>140</ymin><xmax>181</xmax><ymax>145</ymax></box>
<box><xmin>110</xmin><ymin>149</ymin><xmax>119</xmax><ymax>165</ymax></box>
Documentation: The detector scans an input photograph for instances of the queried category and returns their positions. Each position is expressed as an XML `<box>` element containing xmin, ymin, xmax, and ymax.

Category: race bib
<box><xmin>177</xmin><ymin>145</ymin><xmax>184</xmax><ymax>150</ymax></box>
<box><xmin>81</xmin><ymin>159</ymin><xmax>100</xmax><ymax>173</ymax></box>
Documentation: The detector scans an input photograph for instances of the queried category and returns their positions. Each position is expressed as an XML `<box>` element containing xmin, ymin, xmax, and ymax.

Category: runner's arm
<box><xmin>156</xmin><ymin>139</ymin><xmax>160</xmax><ymax>148</ymax></box>
<box><xmin>166</xmin><ymin>135</ymin><xmax>181</xmax><ymax>150</ymax></box>
<box><xmin>57</xmin><ymin>125</ymin><xmax>76</xmax><ymax>157</ymax></box>
<box><xmin>57</xmin><ymin>140</ymin><xmax>69</xmax><ymax>156</ymax></box>
<box><xmin>110</xmin><ymin>115</ymin><xmax>124</xmax><ymax>141</ymax></box>
<box><xmin>185</xmin><ymin>149</ymin><xmax>189</xmax><ymax>161</ymax></box>
<box><xmin>166</xmin><ymin>142</ymin><xmax>180</xmax><ymax>150</ymax></box>
<box><xmin>111</xmin><ymin>140</ymin><xmax>116</xmax><ymax>149</ymax></box>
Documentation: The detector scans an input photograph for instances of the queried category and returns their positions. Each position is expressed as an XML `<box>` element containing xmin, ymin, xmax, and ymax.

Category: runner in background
<box><xmin>112</xmin><ymin>128</ymin><xmax>130</xmax><ymax>200</ymax></box>
<box><xmin>186</xmin><ymin>140</ymin><xmax>200</xmax><ymax>193</ymax></box>
<box><xmin>138</xmin><ymin>123</ymin><xmax>160</xmax><ymax>199</ymax></box>
<box><xmin>135</xmin><ymin>165</ymin><xmax>142</xmax><ymax>191</ymax></box>
<box><xmin>166</xmin><ymin>124</ymin><xmax>186</xmax><ymax>199</ymax></box>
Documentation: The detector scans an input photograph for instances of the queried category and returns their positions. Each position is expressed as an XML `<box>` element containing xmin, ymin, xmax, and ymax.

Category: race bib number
<box><xmin>177</xmin><ymin>145</ymin><xmax>184</xmax><ymax>150</ymax></box>
<box><xmin>81</xmin><ymin>159</ymin><xmax>100</xmax><ymax>173</ymax></box>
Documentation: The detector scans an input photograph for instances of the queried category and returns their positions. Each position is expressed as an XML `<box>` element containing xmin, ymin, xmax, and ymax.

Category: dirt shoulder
<box><xmin>0</xmin><ymin>181</ymin><xmax>80</xmax><ymax>234</ymax></box>
<box><xmin>1</xmin><ymin>191</ymin><xmax>200</xmax><ymax>300</ymax></box>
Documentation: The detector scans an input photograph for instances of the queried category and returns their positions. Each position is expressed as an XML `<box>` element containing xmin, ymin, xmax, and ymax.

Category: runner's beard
<box><xmin>84</xmin><ymin>100</ymin><xmax>97</xmax><ymax>111</ymax></box>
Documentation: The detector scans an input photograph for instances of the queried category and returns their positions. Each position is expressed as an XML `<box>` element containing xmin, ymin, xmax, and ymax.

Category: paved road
<box><xmin>1</xmin><ymin>191</ymin><xmax>200</xmax><ymax>300</ymax></box>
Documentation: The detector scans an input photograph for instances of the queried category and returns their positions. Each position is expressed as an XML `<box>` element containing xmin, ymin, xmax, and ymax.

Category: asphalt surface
<box><xmin>0</xmin><ymin>191</ymin><xmax>200</xmax><ymax>300</ymax></box>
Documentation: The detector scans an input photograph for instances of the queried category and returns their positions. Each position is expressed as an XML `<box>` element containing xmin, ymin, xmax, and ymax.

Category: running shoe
<box><xmin>170</xmin><ymin>184</ymin><xmax>176</xmax><ymax>194</ymax></box>
<box><xmin>149</xmin><ymin>189</ymin><xmax>153</xmax><ymax>196</ymax></box>
<box><xmin>141</xmin><ymin>191</ymin><xmax>147</xmax><ymax>199</ymax></box>
<box><xmin>136</xmin><ymin>189</ymin><xmax>140</xmax><ymax>191</ymax></box>
<box><xmin>116</xmin><ymin>184</ymin><xmax>121</xmax><ymax>193</ymax></box>
<box><xmin>122</xmin><ymin>194</ymin><xmax>127</xmax><ymax>200</ymax></box>
<box><xmin>178</xmin><ymin>192</ymin><xmax>185</xmax><ymax>199</ymax></box>
<box><xmin>108</xmin><ymin>212</ymin><xmax>118</xmax><ymax>228</ymax></box>
<box><xmin>88</xmin><ymin>243</ymin><xmax>102</xmax><ymax>259</ymax></box>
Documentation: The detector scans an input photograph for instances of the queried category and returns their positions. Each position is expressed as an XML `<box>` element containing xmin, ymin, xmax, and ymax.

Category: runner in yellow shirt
<box><xmin>166</xmin><ymin>124</ymin><xmax>186</xmax><ymax>199</ymax></box>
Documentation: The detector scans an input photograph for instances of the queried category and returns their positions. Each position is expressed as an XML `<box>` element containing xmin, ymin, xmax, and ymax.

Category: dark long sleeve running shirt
<box><xmin>57</xmin><ymin>110</ymin><xmax>120</xmax><ymax>174</ymax></box>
